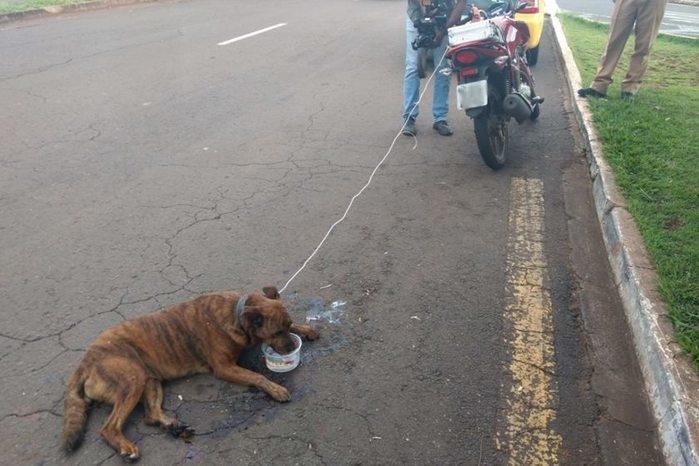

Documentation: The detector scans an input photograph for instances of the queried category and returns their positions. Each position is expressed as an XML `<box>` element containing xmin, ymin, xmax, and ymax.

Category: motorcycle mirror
<box><xmin>516</xmin><ymin>1</ymin><xmax>529</xmax><ymax>12</ymax></box>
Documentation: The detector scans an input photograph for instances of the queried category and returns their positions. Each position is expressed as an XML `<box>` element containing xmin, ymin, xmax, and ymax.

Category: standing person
<box><xmin>578</xmin><ymin>0</ymin><xmax>668</xmax><ymax>100</ymax></box>
<box><xmin>402</xmin><ymin>0</ymin><xmax>456</xmax><ymax>137</ymax></box>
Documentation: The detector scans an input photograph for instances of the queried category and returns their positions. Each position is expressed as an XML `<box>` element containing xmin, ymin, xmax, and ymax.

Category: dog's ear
<box><xmin>262</xmin><ymin>286</ymin><xmax>280</xmax><ymax>300</ymax></box>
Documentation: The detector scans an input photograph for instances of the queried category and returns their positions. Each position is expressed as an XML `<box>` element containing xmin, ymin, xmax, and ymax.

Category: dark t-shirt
<box><xmin>407</xmin><ymin>0</ymin><xmax>457</xmax><ymax>23</ymax></box>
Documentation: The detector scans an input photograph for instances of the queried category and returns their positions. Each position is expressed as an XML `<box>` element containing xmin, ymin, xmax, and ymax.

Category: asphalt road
<box><xmin>0</xmin><ymin>0</ymin><xmax>662</xmax><ymax>464</ymax></box>
<box><xmin>556</xmin><ymin>0</ymin><xmax>699</xmax><ymax>37</ymax></box>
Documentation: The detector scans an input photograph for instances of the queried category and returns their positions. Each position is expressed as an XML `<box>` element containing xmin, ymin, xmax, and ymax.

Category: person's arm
<box><xmin>407</xmin><ymin>0</ymin><xmax>424</xmax><ymax>25</ymax></box>
<box><xmin>447</xmin><ymin>0</ymin><xmax>472</xmax><ymax>27</ymax></box>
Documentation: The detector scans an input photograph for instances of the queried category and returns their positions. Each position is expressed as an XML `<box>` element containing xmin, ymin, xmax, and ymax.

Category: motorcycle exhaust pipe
<box><xmin>503</xmin><ymin>92</ymin><xmax>533</xmax><ymax>124</ymax></box>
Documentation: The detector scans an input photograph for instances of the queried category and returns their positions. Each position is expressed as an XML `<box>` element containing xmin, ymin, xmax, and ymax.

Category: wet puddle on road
<box><xmin>286</xmin><ymin>294</ymin><xmax>350</xmax><ymax>365</ymax></box>
<box><xmin>304</xmin><ymin>297</ymin><xmax>347</xmax><ymax>324</ymax></box>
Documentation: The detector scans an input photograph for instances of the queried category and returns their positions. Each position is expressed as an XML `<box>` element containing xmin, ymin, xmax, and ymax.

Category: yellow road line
<box><xmin>495</xmin><ymin>177</ymin><xmax>562</xmax><ymax>465</ymax></box>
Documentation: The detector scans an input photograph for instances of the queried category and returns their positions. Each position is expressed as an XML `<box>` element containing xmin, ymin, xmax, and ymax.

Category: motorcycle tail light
<box><xmin>519</xmin><ymin>0</ymin><xmax>539</xmax><ymax>13</ymax></box>
<box><xmin>455</xmin><ymin>50</ymin><xmax>478</xmax><ymax>65</ymax></box>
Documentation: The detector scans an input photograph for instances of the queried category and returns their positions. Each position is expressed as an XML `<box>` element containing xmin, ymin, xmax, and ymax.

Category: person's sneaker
<box><xmin>577</xmin><ymin>87</ymin><xmax>606</xmax><ymax>98</ymax></box>
<box><xmin>402</xmin><ymin>118</ymin><xmax>417</xmax><ymax>136</ymax></box>
<box><xmin>433</xmin><ymin>120</ymin><xmax>453</xmax><ymax>136</ymax></box>
<box><xmin>621</xmin><ymin>91</ymin><xmax>635</xmax><ymax>101</ymax></box>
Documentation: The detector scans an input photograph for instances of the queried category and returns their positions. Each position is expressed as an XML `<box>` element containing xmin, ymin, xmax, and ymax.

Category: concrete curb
<box><xmin>0</xmin><ymin>0</ymin><xmax>156</xmax><ymax>24</ymax></box>
<box><xmin>549</xmin><ymin>14</ymin><xmax>699</xmax><ymax>466</ymax></box>
<box><xmin>670</xmin><ymin>0</ymin><xmax>699</xmax><ymax>6</ymax></box>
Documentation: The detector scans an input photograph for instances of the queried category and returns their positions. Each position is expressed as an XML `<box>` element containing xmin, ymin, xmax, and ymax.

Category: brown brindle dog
<box><xmin>61</xmin><ymin>286</ymin><xmax>318</xmax><ymax>462</ymax></box>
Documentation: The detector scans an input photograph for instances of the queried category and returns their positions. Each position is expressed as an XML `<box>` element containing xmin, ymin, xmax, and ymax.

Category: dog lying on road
<box><xmin>61</xmin><ymin>286</ymin><xmax>319</xmax><ymax>461</ymax></box>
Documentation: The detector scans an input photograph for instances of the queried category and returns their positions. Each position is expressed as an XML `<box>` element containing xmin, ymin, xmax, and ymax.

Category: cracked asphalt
<box><xmin>0</xmin><ymin>0</ymin><xmax>663</xmax><ymax>464</ymax></box>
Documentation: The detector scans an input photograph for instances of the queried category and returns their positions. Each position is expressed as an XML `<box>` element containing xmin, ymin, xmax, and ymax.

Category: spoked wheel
<box><xmin>473</xmin><ymin>86</ymin><xmax>509</xmax><ymax>170</ymax></box>
<box><xmin>417</xmin><ymin>47</ymin><xmax>432</xmax><ymax>79</ymax></box>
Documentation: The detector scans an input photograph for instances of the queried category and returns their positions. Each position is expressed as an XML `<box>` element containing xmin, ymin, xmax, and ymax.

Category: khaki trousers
<box><xmin>591</xmin><ymin>0</ymin><xmax>668</xmax><ymax>95</ymax></box>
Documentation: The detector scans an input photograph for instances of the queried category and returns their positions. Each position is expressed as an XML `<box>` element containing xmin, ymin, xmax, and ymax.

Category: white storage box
<box><xmin>448</xmin><ymin>21</ymin><xmax>503</xmax><ymax>47</ymax></box>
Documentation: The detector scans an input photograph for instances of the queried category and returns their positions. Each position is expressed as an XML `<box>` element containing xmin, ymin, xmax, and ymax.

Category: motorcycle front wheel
<box><xmin>526</xmin><ymin>46</ymin><xmax>539</xmax><ymax>66</ymax></box>
<box><xmin>474</xmin><ymin>113</ymin><xmax>508</xmax><ymax>170</ymax></box>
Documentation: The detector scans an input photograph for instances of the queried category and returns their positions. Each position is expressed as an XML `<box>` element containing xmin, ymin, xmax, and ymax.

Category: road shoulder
<box><xmin>671</xmin><ymin>0</ymin><xmax>699</xmax><ymax>6</ymax></box>
<box><xmin>0</xmin><ymin>0</ymin><xmax>155</xmax><ymax>23</ymax></box>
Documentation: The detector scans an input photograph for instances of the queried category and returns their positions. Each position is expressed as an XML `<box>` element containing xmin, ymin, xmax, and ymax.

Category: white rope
<box><xmin>279</xmin><ymin>48</ymin><xmax>450</xmax><ymax>293</ymax></box>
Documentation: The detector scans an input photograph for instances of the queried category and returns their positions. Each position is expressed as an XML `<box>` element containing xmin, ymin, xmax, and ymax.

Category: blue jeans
<box><xmin>402</xmin><ymin>16</ymin><xmax>451</xmax><ymax>123</ymax></box>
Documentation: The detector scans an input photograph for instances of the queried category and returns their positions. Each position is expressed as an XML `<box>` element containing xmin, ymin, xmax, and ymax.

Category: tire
<box><xmin>526</xmin><ymin>46</ymin><xmax>539</xmax><ymax>67</ymax></box>
<box><xmin>417</xmin><ymin>47</ymin><xmax>430</xmax><ymax>79</ymax></box>
<box><xmin>472</xmin><ymin>78</ymin><xmax>509</xmax><ymax>170</ymax></box>
<box><xmin>474</xmin><ymin>114</ymin><xmax>508</xmax><ymax>170</ymax></box>
<box><xmin>473</xmin><ymin>81</ymin><xmax>509</xmax><ymax>170</ymax></box>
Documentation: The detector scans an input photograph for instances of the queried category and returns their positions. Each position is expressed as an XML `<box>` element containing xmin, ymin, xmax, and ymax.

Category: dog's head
<box><xmin>240</xmin><ymin>286</ymin><xmax>296</xmax><ymax>354</ymax></box>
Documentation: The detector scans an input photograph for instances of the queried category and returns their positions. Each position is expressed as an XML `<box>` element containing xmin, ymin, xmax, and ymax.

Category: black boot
<box><xmin>577</xmin><ymin>87</ymin><xmax>606</xmax><ymax>98</ymax></box>
<box><xmin>433</xmin><ymin>120</ymin><xmax>453</xmax><ymax>136</ymax></box>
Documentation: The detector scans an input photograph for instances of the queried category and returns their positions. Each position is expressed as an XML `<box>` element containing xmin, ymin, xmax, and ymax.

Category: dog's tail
<box><xmin>62</xmin><ymin>365</ymin><xmax>89</xmax><ymax>452</ymax></box>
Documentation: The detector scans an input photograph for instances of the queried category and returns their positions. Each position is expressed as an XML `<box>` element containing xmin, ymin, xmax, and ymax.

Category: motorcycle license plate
<box><xmin>457</xmin><ymin>80</ymin><xmax>488</xmax><ymax>110</ymax></box>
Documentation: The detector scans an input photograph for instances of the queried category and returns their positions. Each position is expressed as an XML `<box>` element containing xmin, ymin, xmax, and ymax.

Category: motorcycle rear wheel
<box><xmin>473</xmin><ymin>84</ymin><xmax>509</xmax><ymax>170</ymax></box>
<box><xmin>474</xmin><ymin>113</ymin><xmax>508</xmax><ymax>170</ymax></box>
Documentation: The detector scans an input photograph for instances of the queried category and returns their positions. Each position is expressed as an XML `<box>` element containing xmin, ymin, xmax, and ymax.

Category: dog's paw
<box><xmin>305</xmin><ymin>327</ymin><xmax>320</xmax><ymax>341</ymax></box>
<box><xmin>267</xmin><ymin>384</ymin><xmax>290</xmax><ymax>402</ymax></box>
<box><xmin>119</xmin><ymin>445</ymin><xmax>140</xmax><ymax>463</ymax></box>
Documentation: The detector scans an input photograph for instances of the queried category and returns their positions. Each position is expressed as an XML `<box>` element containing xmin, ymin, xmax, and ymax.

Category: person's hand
<box><xmin>471</xmin><ymin>6</ymin><xmax>483</xmax><ymax>22</ymax></box>
<box><xmin>420</xmin><ymin>0</ymin><xmax>431</xmax><ymax>6</ymax></box>
<box><xmin>434</xmin><ymin>30</ymin><xmax>444</xmax><ymax>45</ymax></box>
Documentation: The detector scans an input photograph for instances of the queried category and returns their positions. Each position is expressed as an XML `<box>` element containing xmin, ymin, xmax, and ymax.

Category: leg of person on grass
<box><xmin>578</xmin><ymin>0</ymin><xmax>667</xmax><ymax>100</ymax></box>
<box><xmin>620</xmin><ymin>0</ymin><xmax>667</xmax><ymax>98</ymax></box>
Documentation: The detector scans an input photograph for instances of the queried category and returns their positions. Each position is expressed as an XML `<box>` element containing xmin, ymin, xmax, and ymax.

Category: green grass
<box><xmin>0</xmin><ymin>0</ymin><xmax>92</xmax><ymax>14</ymax></box>
<box><xmin>559</xmin><ymin>14</ymin><xmax>699</xmax><ymax>367</ymax></box>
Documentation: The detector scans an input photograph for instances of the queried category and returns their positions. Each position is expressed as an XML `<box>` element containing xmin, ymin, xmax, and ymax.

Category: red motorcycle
<box><xmin>446</xmin><ymin>2</ymin><xmax>543</xmax><ymax>170</ymax></box>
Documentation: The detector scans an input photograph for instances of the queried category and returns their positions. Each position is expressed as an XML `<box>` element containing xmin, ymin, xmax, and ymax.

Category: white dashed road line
<box><xmin>217</xmin><ymin>23</ymin><xmax>288</xmax><ymax>46</ymax></box>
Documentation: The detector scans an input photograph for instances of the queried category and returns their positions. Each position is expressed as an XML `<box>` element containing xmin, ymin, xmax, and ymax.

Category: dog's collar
<box><xmin>235</xmin><ymin>295</ymin><xmax>248</xmax><ymax>327</ymax></box>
